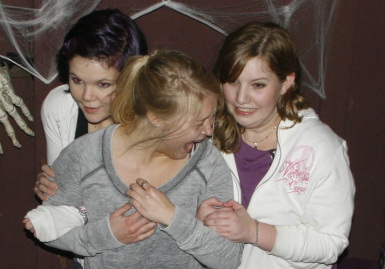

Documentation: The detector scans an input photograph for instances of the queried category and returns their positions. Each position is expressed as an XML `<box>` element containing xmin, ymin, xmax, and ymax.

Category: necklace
<box><xmin>243</xmin><ymin>126</ymin><xmax>277</xmax><ymax>149</ymax></box>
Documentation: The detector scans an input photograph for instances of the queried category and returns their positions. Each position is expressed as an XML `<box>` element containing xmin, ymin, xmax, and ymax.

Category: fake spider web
<box><xmin>0</xmin><ymin>0</ymin><xmax>338</xmax><ymax>98</ymax></box>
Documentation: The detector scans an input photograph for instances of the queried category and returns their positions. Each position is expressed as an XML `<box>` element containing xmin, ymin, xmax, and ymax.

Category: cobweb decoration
<box><xmin>0</xmin><ymin>0</ymin><xmax>338</xmax><ymax>98</ymax></box>
<box><xmin>0</xmin><ymin>0</ymin><xmax>102</xmax><ymax>83</ymax></box>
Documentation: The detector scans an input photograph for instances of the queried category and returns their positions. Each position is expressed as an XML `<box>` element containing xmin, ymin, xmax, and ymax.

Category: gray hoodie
<box><xmin>45</xmin><ymin>125</ymin><xmax>243</xmax><ymax>269</ymax></box>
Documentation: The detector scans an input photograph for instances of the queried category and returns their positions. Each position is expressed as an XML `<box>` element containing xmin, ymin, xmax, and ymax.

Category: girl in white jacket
<box><xmin>197</xmin><ymin>21</ymin><xmax>355</xmax><ymax>269</ymax></box>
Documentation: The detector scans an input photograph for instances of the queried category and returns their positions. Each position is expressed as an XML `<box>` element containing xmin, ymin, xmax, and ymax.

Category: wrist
<box><xmin>161</xmin><ymin>204</ymin><xmax>176</xmax><ymax>226</ymax></box>
<box><xmin>252</xmin><ymin>220</ymin><xmax>259</xmax><ymax>247</ymax></box>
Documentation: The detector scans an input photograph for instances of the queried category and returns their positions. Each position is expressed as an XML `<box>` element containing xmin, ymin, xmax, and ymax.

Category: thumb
<box><xmin>111</xmin><ymin>203</ymin><xmax>132</xmax><ymax>217</ymax></box>
<box><xmin>201</xmin><ymin>197</ymin><xmax>223</xmax><ymax>208</ymax></box>
<box><xmin>223</xmin><ymin>199</ymin><xmax>244</xmax><ymax>210</ymax></box>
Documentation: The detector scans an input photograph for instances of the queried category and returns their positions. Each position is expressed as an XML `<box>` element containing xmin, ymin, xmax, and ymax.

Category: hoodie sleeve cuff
<box><xmin>159</xmin><ymin>206</ymin><xmax>197</xmax><ymax>243</ymax></box>
<box><xmin>88</xmin><ymin>215</ymin><xmax>125</xmax><ymax>251</ymax></box>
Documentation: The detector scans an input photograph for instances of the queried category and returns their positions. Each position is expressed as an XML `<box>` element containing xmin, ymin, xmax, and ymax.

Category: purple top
<box><xmin>234</xmin><ymin>140</ymin><xmax>274</xmax><ymax>208</ymax></box>
<box><xmin>234</xmin><ymin>140</ymin><xmax>338</xmax><ymax>268</ymax></box>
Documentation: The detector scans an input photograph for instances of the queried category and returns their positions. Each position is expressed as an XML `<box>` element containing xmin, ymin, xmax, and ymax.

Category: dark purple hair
<box><xmin>56</xmin><ymin>9</ymin><xmax>147</xmax><ymax>83</ymax></box>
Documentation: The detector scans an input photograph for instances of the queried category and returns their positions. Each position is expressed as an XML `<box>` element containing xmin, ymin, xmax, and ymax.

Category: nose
<box><xmin>202</xmin><ymin>116</ymin><xmax>215</xmax><ymax>136</ymax></box>
<box><xmin>235</xmin><ymin>85</ymin><xmax>249</xmax><ymax>104</ymax></box>
<box><xmin>82</xmin><ymin>85</ymin><xmax>95</xmax><ymax>101</ymax></box>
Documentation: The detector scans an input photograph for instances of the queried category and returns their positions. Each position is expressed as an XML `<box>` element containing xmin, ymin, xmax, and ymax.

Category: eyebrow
<box><xmin>197</xmin><ymin>113</ymin><xmax>215</xmax><ymax>123</ymax></box>
<box><xmin>69</xmin><ymin>73</ymin><xmax>116</xmax><ymax>82</ymax></box>
<box><xmin>250</xmin><ymin>77</ymin><xmax>268</xmax><ymax>82</ymax></box>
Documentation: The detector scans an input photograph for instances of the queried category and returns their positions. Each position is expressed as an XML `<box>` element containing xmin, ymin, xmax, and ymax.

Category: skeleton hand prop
<box><xmin>0</xmin><ymin>62</ymin><xmax>34</xmax><ymax>154</ymax></box>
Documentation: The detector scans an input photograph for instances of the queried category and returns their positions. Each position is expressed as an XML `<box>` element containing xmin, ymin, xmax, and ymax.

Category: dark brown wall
<box><xmin>0</xmin><ymin>0</ymin><xmax>384</xmax><ymax>268</ymax></box>
<box><xmin>0</xmin><ymin>2</ymin><xmax>40</xmax><ymax>269</ymax></box>
<box><xmin>324</xmin><ymin>0</ymin><xmax>385</xmax><ymax>262</ymax></box>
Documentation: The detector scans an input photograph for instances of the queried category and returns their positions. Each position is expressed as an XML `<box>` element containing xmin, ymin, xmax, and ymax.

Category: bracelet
<box><xmin>252</xmin><ymin>220</ymin><xmax>259</xmax><ymax>247</ymax></box>
<box><xmin>76</xmin><ymin>205</ymin><xmax>88</xmax><ymax>225</ymax></box>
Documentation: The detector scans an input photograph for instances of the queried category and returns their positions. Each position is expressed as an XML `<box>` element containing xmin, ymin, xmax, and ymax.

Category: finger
<box><xmin>134</xmin><ymin>224</ymin><xmax>157</xmax><ymax>242</ymax></box>
<box><xmin>126</xmin><ymin>184</ymin><xmax>135</xmax><ymax>197</ymax></box>
<box><xmin>222</xmin><ymin>199</ymin><xmax>243</xmax><ymax>210</ymax></box>
<box><xmin>35</xmin><ymin>176</ymin><xmax>59</xmax><ymax>198</ymax></box>
<box><xmin>126</xmin><ymin>182</ymin><xmax>146</xmax><ymax>197</ymax></box>
<box><xmin>201</xmin><ymin>197</ymin><xmax>223</xmax><ymax>207</ymax></box>
<box><xmin>144</xmin><ymin>221</ymin><xmax>158</xmax><ymax>229</ymax></box>
<box><xmin>127</xmin><ymin>210</ymin><xmax>147</xmax><ymax>222</ymax></box>
<box><xmin>42</xmin><ymin>164</ymin><xmax>55</xmax><ymax>177</ymax></box>
<box><xmin>134</xmin><ymin>220</ymin><xmax>158</xmax><ymax>234</ymax></box>
<box><xmin>34</xmin><ymin>186</ymin><xmax>48</xmax><ymax>201</ymax></box>
<box><xmin>111</xmin><ymin>203</ymin><xmax>132</xmax><ymax>217</ymax></box>
<box><xmin>142</xmin><ymin>221</ymin><xmax>158</xmax><ymax>232</ymax></box>
<box><xmin>215</xmin><ymin>207</ymin><xmax>234</xmax><ymax>212</ymax></box>
<box><xmin>204</xmin><ymin>210</ymin><xmax>232</xmax><ymax>222</ymax></box>
<box><xmin>35</xmin><ymin>182</ymin><xmax>54</xmax><ymax>197</ymax></box>
<box><xmin>23</xmin><ymin>219</ymin><xmax>33</xmax><ymax>230</ymax></box>
<box><xmin>37</xmin><ymin>172</ymin><xmax>46</xmax><ymax>181</ymax></box>
<box><xmin>34</xmin><ymin>180</ymin><xmax>45</xmax><ymax>195</ymax></box>
<box><xmin>40</xmin><ymin>176</ymin><xmax>58</xmax><ymax>191</ymax></box>
<box><xmin>204</xmin><ymin>218</ymin><xmax>229</xmax><ymax>228</ymax></box>
<box><xmin>136</xmin><ymin>178</ymin><xmax>149</xmax><ymax>188</ymax></box>
<box><xmin>126</xmin><ymin>212</ymin><xmax>157</xmax><ymax>230</ymax></box>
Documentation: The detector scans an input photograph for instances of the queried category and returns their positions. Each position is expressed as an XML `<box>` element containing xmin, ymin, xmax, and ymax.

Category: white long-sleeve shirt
<box><xmin>41</xmin><ymin>84</ymin><xmax>79</xmax><ymax>165</ymax></box>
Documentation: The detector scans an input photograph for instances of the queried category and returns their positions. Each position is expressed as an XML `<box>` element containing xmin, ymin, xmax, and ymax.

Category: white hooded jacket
<box><xmin>222</xmin><ymin>108</ymin><xmax>355</xmax><ymax>269</ymax></box>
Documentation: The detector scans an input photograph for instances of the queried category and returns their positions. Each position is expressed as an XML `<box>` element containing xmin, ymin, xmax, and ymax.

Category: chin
<box><xmin>87</xmin><ymin>116</ymin><xmax>110</xmax><ymax>125</ymax></box>
<box><xmin>173</xmin><ymin>152</ymin><xmax>189</xmax><ymax>160</ymax></box>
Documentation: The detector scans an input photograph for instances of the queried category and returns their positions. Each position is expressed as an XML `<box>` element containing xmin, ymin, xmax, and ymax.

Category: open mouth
<box><xmin>184</xmin><ymin>142</ymin><xmax>194</xmax><ymax>153</ymax></box>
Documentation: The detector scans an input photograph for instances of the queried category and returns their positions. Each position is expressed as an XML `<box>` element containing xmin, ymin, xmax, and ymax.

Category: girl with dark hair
<box><xmin>41</xmin><ymin>8</ymin><xmax>147</xmax><ymax>164</ymax></box>
<box><xmin>33</xmin><ymin>9</ymin><xmax>149</xmax><ymax>268</ymax></box>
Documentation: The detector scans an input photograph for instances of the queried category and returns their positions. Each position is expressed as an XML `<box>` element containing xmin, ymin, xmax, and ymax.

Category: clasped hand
<box><xmin>109</xmin><ymin>203</ymin><xmax>157</xmax><ymax>244</ymax></box>
<box><xmin>109</xmin><ymin>178</ymin><xmax>176</xmax><ymax>244</ymax></box>
<box><xmin>125</xmin><ymin>178</ymin><xmax>176</xmax><ymax>226</ymax></box>
<box><xmin>196</xmin><ymin>198</ymin><xmax>256</xmax><ymax>243</ymax></box>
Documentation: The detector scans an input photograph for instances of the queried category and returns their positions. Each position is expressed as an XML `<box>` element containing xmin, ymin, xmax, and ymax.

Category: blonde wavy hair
<box><xmin>110</xmin><ymin>49</ymin><xmax>221</xmax><ymax>142</ymax></box>
<box><xmin>213</xmin><ymin>21</ymin><xmax>309</xmax><ymax>153</ymax></box>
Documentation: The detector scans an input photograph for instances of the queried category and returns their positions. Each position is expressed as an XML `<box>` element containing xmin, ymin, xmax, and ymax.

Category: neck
<box><xmin>88</xmin><ymin>117</ymin><xmax>114</xmax><ymax>133</ymax></box>
<box><xmin>242</xmin><ymin>113</ymin><xmax>281</xmax><ymax>150</ymax></box>
<box><xmin>113</xmin><ymin>125</ymin><xmax>163</xmax><ymax>162</ymax></box>
<box><xmin>112</xmin><ymin>126</ymin><xmax>188</xmax><ymax>188</ymax></box>
<box><xmin>246</xmin><ymin>113</ymin><xmax>280</xmax><ymax>134</ymax></box>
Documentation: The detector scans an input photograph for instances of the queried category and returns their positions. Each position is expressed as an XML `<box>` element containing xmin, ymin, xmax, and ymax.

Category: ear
<box><xmin>147</xmin><ymin>111</ymin><xmax>163</xmax><ymax>127</ymax></box>
<box><xmin>281</xmin><ymin>73</ymin><xmax>295</xmax><ymax>95</ymax></box>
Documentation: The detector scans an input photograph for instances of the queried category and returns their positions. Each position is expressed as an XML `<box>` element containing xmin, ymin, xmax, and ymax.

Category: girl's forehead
<box><xmin>69</xmin><ymin>56</ymin><xmax>119</xmax><ymax>80</ymax></box>
<box><xmin>181</xmin><ymin>94</ymin><xmax>216</xmax><ymax>122</ymax></box>
<box><xmin>238</xmin><ymin>58</ymin><xmax>275</xmax><ymax>79</ymax></box>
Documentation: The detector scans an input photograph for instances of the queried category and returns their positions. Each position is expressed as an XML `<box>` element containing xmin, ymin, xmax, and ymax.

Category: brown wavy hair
<box><xmin>213</xmin><ymin>21</ymin><xmax>309</xmax><ymax>153</ymax></box>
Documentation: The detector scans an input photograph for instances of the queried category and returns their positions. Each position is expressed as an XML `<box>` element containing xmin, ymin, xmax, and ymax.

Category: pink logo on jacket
<box><xmin>277</xmin><ymin>145</ymin><xmax>314</xmax><ymax>195</ymax></box>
